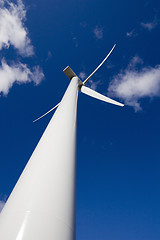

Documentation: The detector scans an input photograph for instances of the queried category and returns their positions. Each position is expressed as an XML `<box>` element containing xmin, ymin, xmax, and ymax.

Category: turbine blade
<box><xmin>33</xmin><ymin>102</ymin><xmax>60</xmax><ymax>123</ymax></box>
<box><xmin>83</xmin><ymin>44</ymin><xmax>116</xmax><ymax>85</ymax></box>
<box><xmin>81</xmin><ymin>86</ymin><xmax>124</xmax><ymax>107</ymax></box>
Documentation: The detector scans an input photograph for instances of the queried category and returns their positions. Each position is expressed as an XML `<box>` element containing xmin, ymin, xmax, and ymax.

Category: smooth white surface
<box><xmin>0</xmin><ymin>77</ymin><xmax>79</xmax><ymax>240</ymax></box>
<box><xmin>81</xmin><ymin>85</ymin><xmax>124</xmax><ymax>107</ymax></box>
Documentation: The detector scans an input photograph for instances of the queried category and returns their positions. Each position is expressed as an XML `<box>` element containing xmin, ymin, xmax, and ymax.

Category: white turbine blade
<box><xmin>83</xmin><ymin>44</ymin><xmax>116</xmax><ymax>85</ymax></box>
<box><xmin>33</xmin><ymin>102</ymin><xmax>60</xmax><ymax>123</ymax></box>
<box><xmin>81</xmin><ymin>86</ymin><xmax>124</xmax><ymax>107</ymax></box>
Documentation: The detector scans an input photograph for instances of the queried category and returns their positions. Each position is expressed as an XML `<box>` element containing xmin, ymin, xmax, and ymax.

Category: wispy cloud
<box><xmin>128</xmin><ymin>55</ymin><xmax>143</xmax><ymax>68</ymax></box>
<box><xmin>141</xmin><ymin>18</ymin><xmax>158</xmax><ymax>31</ymax></box>
<box><xmin>88</xmin><ymin>79</ymin><xmax>101</xmax><ymax>91</ymax></box>
<box><xmin>108</xmin><ymin>56</ymin><xmax>160</xmax><ymax>111</ymax></box>
<box><xmin>72</xmin><ymin>36</ymin><xmax>78</xmax><ymax>48</ymax></box>
<box><xmin>126</xmin><ymin>29</ymin><xmax>137</xmax><ymax>37</ymax></box>
<box><xmin>79</xmin><ymin>71</ymin><xmax>101</xmax><ymax>90</ymax></box>
<box><xmin>0</xmin><ymin>0</ymin><xmax>34</xmax><ymax>56</ymax></box>
<box><xmin>0</xmin><ymin>0</ymin><xmax>44</xmax><ymax>96</ymax></box>
<box><xmin>45</xmin><ymin>51</ymin><xmax>52</xmax><ymax>62</ymax></box>
<box><xmin>80</xmin><ymin>22</ymin><xmax>87</xmax><ymax>28</ymax></box>
<box><xmin>79</xmin><ymin>71</ymin><xmax>87</xmax><ymax>81</ymax></box>
<box><xmin>0</xmin><ymin>59</ymin><xmax>44</xmax><ymax>96</ymax></box>
<box><xmin>0</xmin><ymin>0</ymin><xmax>5</xmax><ymax>7</ymax></box>
<box><xmin>93</xmin><ymin>26</ymin><xmax>103</xmax><ymax>39</ymax></box>
<box><xmin>106</xmin><ymin>61</ymin><xmax>115</xmax><ymax>69</ymax></box>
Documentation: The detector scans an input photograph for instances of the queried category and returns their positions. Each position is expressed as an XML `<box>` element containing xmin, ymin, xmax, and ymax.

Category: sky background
<box><xmin>0</xmin><ymin>0</ymin><xmax>160</xmax><ymax>239</ymax></box>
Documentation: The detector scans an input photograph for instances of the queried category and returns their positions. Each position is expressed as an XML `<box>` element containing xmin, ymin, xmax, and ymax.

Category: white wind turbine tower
<box><xmin>0</xmin><ymin>45</ymin><xmax>124</xmax><ymax>240</ymax></box>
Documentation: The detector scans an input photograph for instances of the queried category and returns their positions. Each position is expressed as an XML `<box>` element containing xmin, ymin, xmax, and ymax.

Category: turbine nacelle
<box><xmin>33</xmin><ymin>44</ymin><xmax>124</xmax><ymax>123</ymax></box>
<box><xmin>63</xmin><ymin>66</ymin><xmax>124</xmax><ymax>107</ymax></box>
<box><xmin>63</xmin><ymin>66</ymin><xmax>83</xmax><ymax>90</ymax></box>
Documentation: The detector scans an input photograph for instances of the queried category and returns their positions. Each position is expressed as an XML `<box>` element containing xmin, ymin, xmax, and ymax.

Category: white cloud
<box><xmin>93</xmin><ymin>26</ymin><xmax>103</xmax><ymax>39</ymax></box>
<box><xmin>106</xmin><ymin>61</ymin><xmax>115</xmax><ymax>69</ymax></box>
<box><xmin>0</xmin><ymin>0</ymin><xmax>34</xmax><ymax>56</ymax></box>
<box><xmin>126</xmin><ymin>31</ymin><xmax>133</xmax><ymax>37</ymax></box>
<box><xmin>108</xmin><ymin>56</ymin><xmax>160</xmax><ymax>111</ymax></box>
<box><xmin>79</xmin><ymin>71</ymin><xmax>87</xmax><ymax>81</ymax></box>
<box><xmin>141</xmin><ymin>19</ymin><xmax>158</xmax><ymax>31</ymax></box>
<box><xmin>0</xmin><ymin>0</ymin><xmax>4</xmax><ymax>6</ymax></box>
<box><xmin>88</xmin><ymin>79</ymin><xmax>101</xmax><ymax>91</ymax></box>
<box><xmin>126</xmin><ymin>29</ymin><xmax>137</xmax><ymax>37</ymax></box>
<box><xmin>0</xmin><ymin>59</ymin><xmax>44</xmax><ymax>96</ymax></box>
<box><xmin>128</xmin><ymin>55</ymin><xmax>143</xmax><ymax>69</ymax></box>
<box><xmin>0</xmin><ymin>200</ymin><xmax>5</xmax><ymax>212</ymax></box>
<box><xmin>0</xmin><ymin>0</ymin><xmax>45</xmax><ymax>95</ymax></box>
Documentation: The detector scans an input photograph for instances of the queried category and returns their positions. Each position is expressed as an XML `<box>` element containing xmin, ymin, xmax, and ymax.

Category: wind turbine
<box><xmin>0</xmin><ymin>44</ymin><xmax>124</xmax><ymax>240</ymax></box>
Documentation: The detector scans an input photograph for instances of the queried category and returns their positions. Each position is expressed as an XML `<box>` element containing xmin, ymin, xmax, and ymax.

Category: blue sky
<box><xmin>0</xmin><ymin>0</ymin><xmax>160</xmax><ymax>239</ymax></box>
